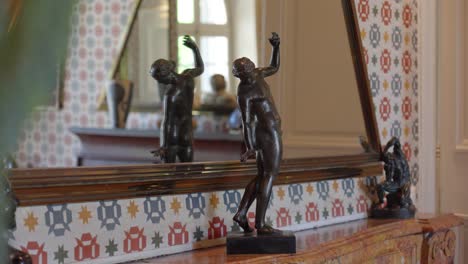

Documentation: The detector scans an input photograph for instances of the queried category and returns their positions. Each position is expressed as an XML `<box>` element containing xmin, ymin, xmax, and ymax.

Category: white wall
<box><xmin>437</xmin><ymin>0</ymin><xmax>468</xmax><ymax>259</ymax></box>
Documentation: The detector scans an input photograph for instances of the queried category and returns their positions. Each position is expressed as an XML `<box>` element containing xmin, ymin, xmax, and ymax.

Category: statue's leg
<box><xmin>164</xmin><ymin>146</ymin><xmax>177</xmax><ymax>163</ymax></box>
<box><xmin>177</xmin><ymin>120</ymin><xmax>194</xmax><ymax>162</ymax></box>
<box><xmin>377</xmin><ymin>184</ymin><xmax>385</xmax><ymax>204</ymax></box>
<box><xmin>255</xmin><ymin>129</ymin><xmax>282</xmax><ymax>234</ymax></box>
<box><xmin>177</xmin><ymin>145</ymin><xmax>193</xmax><ymax>162</ymax></box>
<box><xmin>233</xmin><ymin>153</ymin><xmax>263</xmax><ymax>233</ymax></box>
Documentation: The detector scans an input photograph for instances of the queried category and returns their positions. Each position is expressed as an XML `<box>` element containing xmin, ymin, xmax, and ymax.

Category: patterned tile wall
<box><xmin>11</xmin><ymin>179</ymin><xmax>372</xmax><ymax>264</ymax></box>
<box><xmin>355</xmin><ymin>0</ymin><xmax>419</xmax><ymax>191</ymax></box>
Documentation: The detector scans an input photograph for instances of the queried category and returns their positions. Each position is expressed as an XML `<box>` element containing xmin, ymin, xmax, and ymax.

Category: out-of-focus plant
<box><xmin>0</xmin><ymin>0</ymin><xmax>74</xmax><ymax>261</ymax></box>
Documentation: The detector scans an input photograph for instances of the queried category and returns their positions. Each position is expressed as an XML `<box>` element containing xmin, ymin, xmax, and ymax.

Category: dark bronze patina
<box><xmin>232</xmin><ymin>32</ymin><xmax>283</xmax><ymax>235</ymax></box>
<box><xmin>371</xmin><ymin>137</ymin><xmax>416</xmax><ymax>219</ymax></box>
<box><xmin>150</xmin><ymin>35</ymin><xmax>204</xmax><ymax>163</ymax></box>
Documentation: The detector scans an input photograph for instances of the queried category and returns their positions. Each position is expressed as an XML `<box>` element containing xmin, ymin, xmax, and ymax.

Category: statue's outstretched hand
<box><xmin>182</xmin><ymin>35</ymin><xmax>198</xmax><ymax>50</ymax></box>
<box><xmin>151</xmin><ymin>147</ymin><xmax>167</xmax><ymax>160</ymax></box>
<box><xmin>240</xmin><ymin>149</ymin><xmax>256</xmax><ymax>162</ymax></box>
<box><xmin>269</xmin><ymin>32</ymin><xmax>280</xmax><ymax>47</ymax></box>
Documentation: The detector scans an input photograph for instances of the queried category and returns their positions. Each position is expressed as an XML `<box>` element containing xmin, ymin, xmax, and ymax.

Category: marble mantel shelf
<box><xmin>129</xmin><ymin>214</ymin><xmax>464</xmax><ymax>264</ymax></box>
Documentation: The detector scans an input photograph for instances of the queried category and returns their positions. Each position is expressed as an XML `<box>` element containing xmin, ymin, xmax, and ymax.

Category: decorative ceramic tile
<box><xmin>11</xmin><ymin>179</ymin><xmax>372</xmax><ymax>263</ymax></box>
<box><xmin>355</xmin><ymin>0</ymin><xmax>419</xmax><ymax>200</ymax></box>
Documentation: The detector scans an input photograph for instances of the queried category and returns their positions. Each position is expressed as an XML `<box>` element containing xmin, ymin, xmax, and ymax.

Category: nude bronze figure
<box><xmin>150</xmin><ymin>35</ymin><xmax>204</xmax><ymax>163</ymax></box>
<box><xmin>371</xmin><ymin>137</ymin><xmax>416</xmax><ymax>219</ymax></box>
<box><xmin>232</xmin><ymin>32</ymin><xmax>282</xmax><ymax>235</ymax></box>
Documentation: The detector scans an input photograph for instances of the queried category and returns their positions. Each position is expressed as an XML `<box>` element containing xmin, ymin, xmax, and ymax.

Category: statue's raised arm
<box><xmin>182</xmin><ymin>35</ymin><xmax>204</xmax><ymax>78</ymax></box>
<box><xmin>383</xmin><ymin>136</ymin><xmax>398</xmax><ymax>153</ymax></box>
<box><xmin>259</xmin><ymin>32</ymin><xmax>280</xmax><ymax>77</ymax></box>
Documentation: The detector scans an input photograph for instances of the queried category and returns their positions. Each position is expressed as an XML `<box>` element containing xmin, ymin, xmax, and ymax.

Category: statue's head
<box><xmin>392</xmin><ymin>139</ymin><xmax>404</xmax><ymax>158</ymax></box>
<box><xmin>232</xmin><ymin>57</ymin><xmax>255</xmax><ymax>79</ymax></box>
<box><xmin>150</xmin><ymin>59</ymin><xmax>176</xmax><ymax>85</ymax></box>
<box><xmin>1</xmin><ymin>172</ymin><xmax>18</xmax><ymax>230</ymax></box>
<box><xmin>210</xmin><ymin>74</ymin><xmax>226</xmax><ymax>93</ymax></box>
<box><xmin>394</xmin><ymin>140</ymin><xmax>401</xmax><ymax>150</ymax></box>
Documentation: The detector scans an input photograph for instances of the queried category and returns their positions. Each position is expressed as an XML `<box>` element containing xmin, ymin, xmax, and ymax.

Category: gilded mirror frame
<box><xmin>10</xmin><ymin>0</ymin><xmax>383</xmax><ymax>206</ymax></box>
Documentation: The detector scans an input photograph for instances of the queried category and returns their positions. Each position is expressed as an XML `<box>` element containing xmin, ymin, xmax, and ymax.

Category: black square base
<box><xmin>226</xmin><ymin>230</ymin><xmax>296</xmax><ymax>254</ymax></box>
<box><xmin>371</xmin><ymin>204</ymin><xmax>416</xmax><ymax>219</ymax></box>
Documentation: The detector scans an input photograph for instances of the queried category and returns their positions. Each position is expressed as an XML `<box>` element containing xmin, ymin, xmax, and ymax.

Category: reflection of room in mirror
<box><xmin>177</xmin><ymin>0</ymin><xmax>257</xmax><ymax>99</ymax></box>
<box><xmin>124</xmin><ymin>0</ymin><xmax>169</xmax><ymax>109</ymax></box>
<box><xmin>281</xmin><ymin>0</ymin><xmax>366</xmax><ymax>159</ymax></box>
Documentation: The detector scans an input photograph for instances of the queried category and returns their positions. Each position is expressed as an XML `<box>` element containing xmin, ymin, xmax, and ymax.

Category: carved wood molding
<box><xmin>418</xmin><ymin>214</ymin><xmax>462</xmax><ymax>264</ymax></box>
<box><xmin>234</xmin><ymin>215</ymin><xmax>463</xmax><ymax>264</ymax></box>
<box><xmin>246</xmin><ymin>220</ymin><xmax>424</xmax><ymax>263</ymax></box>
<box><xmin>10</xmin><ymin>154</ymin><xmax>381</xmax><ymax>206</ymax></box>
<box><xmin>422</xmin><ymin>229</ymin><xmax>457</xmax><ymax>264</ymax></box>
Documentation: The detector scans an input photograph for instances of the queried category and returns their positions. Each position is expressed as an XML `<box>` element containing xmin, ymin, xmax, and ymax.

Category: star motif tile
<box><xmin>193</xmin><ymin>226</ymin><xmax>204</xmax><ymax>241</ymax></box>
<box><xmin>127</xmin><ymin>200</ymin><xmax>139</xmax><ymax>219</ymax></box>
<box><xmin>23</xmin><ymin>212</ymin><xmax>38</xmax><ymax>232</ymax></box>
<box><xmin>209</xmin><ymin>193</ymin><xmax>219</xmax><ymax>209</ymax></box>
<box><xmin>170</xmin><ymin>198</ymin><xmax>181</xmax><ymax>214</ymax></box>
<box><xmin>54</xmin><ymin>245</ymin><xmax>68</xmax><ymax>264</ymax></box>
<box><xmin>105</xmin><ymin>239</ymin><xmax>118</xmax><ymax>256</ymax></box>
<box><xmin>295</xmin><ymin>212</ymin><xmax>302</xmax><ymax>224</ymax></box>
<box><xmin>152</xmin><ymin>232</ymin><xmax>164</xmax><ymax>248</ymax></box>
<box><xmin>277</xmin><ymin>187</ymin><xmax>285</xmax><ymax>200</ymax></box>
<box><xmin>78</xmin><ymin>206</ymin><xmax>92</xmax><ymax>224</ymax></box>
<box><xmin>332</xmin><ymin>181</ymin><xmax>339</xmax><ymax>193</ymax></box>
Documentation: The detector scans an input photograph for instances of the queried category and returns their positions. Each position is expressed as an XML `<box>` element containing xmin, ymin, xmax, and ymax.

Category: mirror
<box><xmin>281</xmin><ymin>0</ymin><xmax>367</xmax><ymax>159</ymax></box>
<box><xmin>90</xmin><ymin>0</ymin><xmax>370</xmax><ymax>164</ymax></box>
<box><xmin>17</xmin><ymin>0</ymin><xmax>379</xmax><ymax>168</ymax></box>
<box><xmin>117</xmin><ymin>0</ymin><xmax>173</xmax><ymax>110</ymax></box>
<box><xmin>11</xmin><ymin>0</ymin><xmax>382</xmax><ymax>208</ymax></box>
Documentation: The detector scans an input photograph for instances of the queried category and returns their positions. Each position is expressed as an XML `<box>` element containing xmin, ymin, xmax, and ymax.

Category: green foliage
<box><xmin>0</xmin><ymin>1</ymin><xmax>74</xmax><ymax>154</ymax></box>
<box><xmin>0</xmin><ymin>0</ymin><xmax>74</xmax><ymax>261</ymax></box>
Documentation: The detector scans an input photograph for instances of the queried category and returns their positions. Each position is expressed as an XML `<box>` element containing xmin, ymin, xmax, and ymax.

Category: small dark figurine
<box><xmin>226</xmin><ymin>33</ymin><xmax>294</xmax><ymax>255</ymax></box>
<box><xmin>0</xmin><ymin>166</ymin><xmax>32</xmax><ymax>264</ymax></box>
<box><xmin>106</xmin><ymin>79</ymin><xmax>133</xmax><ymax>129</ymax></box>
<box><xmin>150</xmin><ymin>35</ymin><xmax>204</xmax><ymax>163</ymax></box>
<box><xmin>371</xmin><ymin>137</ymin><xmax>416</xmax><ymax>219</ymax></box>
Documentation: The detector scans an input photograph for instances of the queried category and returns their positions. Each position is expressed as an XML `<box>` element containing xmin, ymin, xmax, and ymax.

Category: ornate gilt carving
<box><xmin>422</xmin><ymin>229</ymin><xmax>456</xmax><ymax>264</ymax></box>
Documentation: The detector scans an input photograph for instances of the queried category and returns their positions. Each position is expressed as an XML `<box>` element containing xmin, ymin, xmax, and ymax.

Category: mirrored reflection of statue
<box><xmin>150</xmin><ymin>35</ymin><xmax>204</xmax><ymax>163</ymax></box>
<box><xmin>232</xmin><ymin>32</ymin><xmax>283</xmax><ymax>235</ymax></box>
<box><xmin>1</xmin><ymin>163</ymin><xmax>32</xmax><ymax>264</ymax></box>
<box><xmin>201</xmin><ymin>74</ymin><xmax>237</xmax><ymax>111</ymax></box>
<box><xmin>371</xmin><ymin>137</ymin><xmax>416</xmax><ymax>219</ymax></box>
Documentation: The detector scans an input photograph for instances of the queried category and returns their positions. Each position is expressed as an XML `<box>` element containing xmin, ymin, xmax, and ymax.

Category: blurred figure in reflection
<box><xmin>202</xmin><ymin>74</ymin><xmax>236</xmax><ymax>110</ymax></box>
<box><xmin>150</xmin><ymin>35</ymin><xmax>204</xmax><ymax>163</ymax></box>
<box><xmin>232</xmin><ymin>32</ymin><xmax>281</xmax><ymax>235</ymax></box>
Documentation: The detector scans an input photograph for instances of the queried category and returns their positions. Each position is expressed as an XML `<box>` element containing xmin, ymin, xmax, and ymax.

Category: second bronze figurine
<box><xmin>150</xmin><ymin>35</ymin><xmax>204</xmax><ymax>163</ymax></box>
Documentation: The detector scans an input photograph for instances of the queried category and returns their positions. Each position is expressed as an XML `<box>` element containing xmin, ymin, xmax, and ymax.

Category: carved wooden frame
<box><xmin>11</xmin><ymin>0</ymin><xmax>382</xmax><ymax>206</ymax></box>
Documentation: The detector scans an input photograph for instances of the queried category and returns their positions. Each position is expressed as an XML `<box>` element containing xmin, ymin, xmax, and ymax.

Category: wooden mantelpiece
<box><xmin>70</xmin><ymin>127</ymin><xmax>243</xmax><ymax>166</ymax></box>
<box><xmin>10</xmin><ymin>153</ymin><xmax>381</xmax><ymax>206</ymax></box>
<box><xmin>132</xmin><ymin>214</ymin><xmax>463</xmax><ymax>264</ymax></box>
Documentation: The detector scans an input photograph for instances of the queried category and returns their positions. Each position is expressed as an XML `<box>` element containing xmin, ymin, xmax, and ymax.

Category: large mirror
<box><xmin>82</xmin><ymin>0</ymin><xmax>375</xmax><ymax>166</ymax></box>
<box><xmin>11</xmin><ymin>0</ymin><xmax>382</xmax><ymax>205</ymax></box>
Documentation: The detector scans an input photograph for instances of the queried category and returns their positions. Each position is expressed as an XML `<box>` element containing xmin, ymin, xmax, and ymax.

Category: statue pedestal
<box><xmin>226</xmin><ymin>230</ymin><xmax>296</xmax><ymax>254</ymax></box>
<box><xmin>371</xmin><ymin>204</ymin><xmax>416</xmax><ymax>219</ymax></box>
